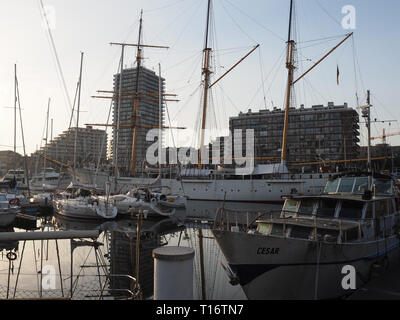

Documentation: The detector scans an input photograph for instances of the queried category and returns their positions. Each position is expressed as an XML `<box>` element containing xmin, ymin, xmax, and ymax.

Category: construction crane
<box><xmin>370</xmin><ymin>128</ymin><xmax>400</xmax><ymax>144</ymax></box>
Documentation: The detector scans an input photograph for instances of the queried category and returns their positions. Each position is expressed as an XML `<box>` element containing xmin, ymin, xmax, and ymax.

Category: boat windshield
<box><xmin>375</xmin><ymin>179</ymin><xmax>392</xmax><ymax>195</ymax></box>
<box><xmin>282</xmin><ymin>199</ymin><xmax>298</xmax><ymax>217</ymax></box>
<box><xmin>298</xmin><ymin>199</ymin><xmax>315</xmax><ymax>216</ymax></box>
<box><xmin>323</xmin><ymin>176</ymin><xmax>391</xmax><ymax>195</ymax></box>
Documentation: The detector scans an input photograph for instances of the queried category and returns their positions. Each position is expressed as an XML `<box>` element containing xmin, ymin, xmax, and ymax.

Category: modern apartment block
<box><xmin>228</xmin><ymin>102</ymin><xmax>360</xmax><ymax>169</ymax></box>
<box><xmin>112</xmin><ymin>66</ymin><xmax>165</xmax><ymax>176</ymax></box>
<box><xmin>33</xmin><ymin>126</ymin><xmax>107</xmax><ymax>167</ymax></box>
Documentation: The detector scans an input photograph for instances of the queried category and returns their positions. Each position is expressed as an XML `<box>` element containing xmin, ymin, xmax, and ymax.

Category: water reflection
<box><xmin>0</xmin><ymin>200</ymin><xmax>278</xmax><ymax>299</ymax></box>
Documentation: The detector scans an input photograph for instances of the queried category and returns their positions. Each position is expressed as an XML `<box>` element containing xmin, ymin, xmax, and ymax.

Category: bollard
<box><xmin>153</xmin><ymin>246</ymin><xmax>195</xmax><ymax>300</ymax></box>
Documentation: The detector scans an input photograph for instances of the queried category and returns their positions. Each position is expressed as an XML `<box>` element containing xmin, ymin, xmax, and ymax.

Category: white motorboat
<box><xmin>0</xmin><ymin>193</ymin><xmax>20</xmax><ymax>227</ymax></box>
<box><xmin>30</xmin><ymin>192</ymin><xmax>53</xmax><ymax>207</ymax></box>
<box><xmin>104</xmin><ymin>188</ymin><xmax>176</xmax><ymax>217</ymax></box>
<box><xmin>54</xmin><ymin>197</ymin><xmax>117</xmax><ymax>220</ymax></box>
<box><xmin>53</xmin><ymin>182</ymin><xmax>117</xmax><ymax>220</ymax></box>
<box><xmin>30</xmin><ymin>167</ymin><xmax>71</xmax><ymax>192</ymax></box>
<box><xmin>0</xmin><ymin>169</ymin><xmax>28</xmax><ymax>190</ymax></box>
<box><xmin>212</xmin><ymin>172</ymin><xmax>400</xmax><ymax>299</ymax></box>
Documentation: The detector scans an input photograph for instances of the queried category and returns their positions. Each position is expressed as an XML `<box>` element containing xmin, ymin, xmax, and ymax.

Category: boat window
<box><xmin>337</xmin><ymin>178</ymin><xmax>355</xmax><ymax>193</ymax></box>
<box><xmin>298</xmin><ymin>199</ymin><xmax>315</xmax><ymax>216</ymax></box>
<box><xmin>282</xmin><ymin>199</ymin><xmax>298</xmax><ymax>216</ymax></box>
<box><xmin>375</xmin><ymin>179</ymin><xmax>392</xmax><ymax>195</ymax></box>
<box><xmin>345</xmin><ymin>227</ymin><xmax>359</xmax><ymax>242</ymax></box>
<box><xmin>270</xmin><ymin>224</ymin><xmax>284</xmax><ymax>237</ymax></box>
<box><xmin>316</xmin><ymin>199</ymin><xmax>337</xmax><ymax>218</ymax></box>
<box><xmin>339</xmin><ymin>200</ymin><xmax>364</xmax><ymax>220</ymax></box>
<box><xmin>353</xmin><ymin>177</ymin><xmax>369</xmax><ymax>194</ymax></box>
<box><xmin>324</xmin><ymin>178</ymin><xmax>339</xmax><ymax>193</ymax></box>
<box><xmin>257</xmin><ymin>223</ymin><xmax>272</xmax><ymax>236</ymax></box>
<box><xmin>0</xmin><ymin>195</ymin><xmax>6</xmax><ymax>201</ymax></box>
<box><xmin>290</xmin><ymin>226</ymin><xmax>312</xmax><ymax>239</ymax></box>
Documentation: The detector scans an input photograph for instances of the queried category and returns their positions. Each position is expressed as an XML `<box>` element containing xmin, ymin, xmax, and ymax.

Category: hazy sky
<box><xmin>0</xmin><ymin>0</ymin><xmax>399</xmax><ymax>155</ymax></box>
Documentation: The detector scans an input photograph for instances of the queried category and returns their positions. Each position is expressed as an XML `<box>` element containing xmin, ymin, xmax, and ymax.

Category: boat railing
<box><xmin>214</xmin><ymin>207</ymin><xmax>400</xmax><ymax>243</ymax></box>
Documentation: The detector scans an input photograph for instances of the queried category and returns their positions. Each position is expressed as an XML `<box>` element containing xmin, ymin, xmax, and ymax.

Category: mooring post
<box><xmin>153</xmin><ymin>246</ymin><xmax>195</xmax><ymax>300</ymax></box>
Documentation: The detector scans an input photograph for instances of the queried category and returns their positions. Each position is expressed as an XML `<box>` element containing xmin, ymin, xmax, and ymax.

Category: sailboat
<box><xmin>1</xmin><ymin>64</ymin><xmax>32</xmax><ymax>209</ymax></box>
<box><xmin>75</xmin><ymin>12</ymin><xmax>181</xmax><ymax>194</ymax></box>
<box><xmin>53</xmin><ymin>52</ymin><xmax>118</xmax><ymax>220</ymax></box>
<box><xmin>161</xmin><ymin>0</ymin><xmax>355</xmax><ymax>204</ymax></box>
<box><xmin>76</xmin><ymin>1</ymin><xmax>353</xmax><ymax>205</ymax></box>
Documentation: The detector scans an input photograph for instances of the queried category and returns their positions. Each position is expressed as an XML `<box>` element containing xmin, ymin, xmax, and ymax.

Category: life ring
<box><xmin>9</xmin><ymin>198</ymin><xmax>20</xmax><ymax>206</ymax></box>
<box><xmin>150</xmin><ymin>197</ymin><xmax>157</xmax><ymax>203</ymax></box>
<box><xmin>6</xmin><ymin>252</ymin><xmax>17</xmax><ymax>261</ymax></box>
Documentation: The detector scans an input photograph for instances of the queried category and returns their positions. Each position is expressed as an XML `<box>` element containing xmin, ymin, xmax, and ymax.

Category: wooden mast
<box><xmin>109</xmin><ymin>11</ymin><xmax>168</xmax><ymax>177</ymax></box>
<box><xmin>281</xmin><ymin>0</ymin><xmax>295</xmax><ymax>164</ymax></box>
<box><xmin>114</xmin><ymin>44</ymin><xmax>125</xmax><ymax>182</ymax></box>
<box><xmin>130</xmin><ymin>10</ymin><xmax>144</xmax><ymax>177</ymax></box>
<box><xmin>198</xmin><ymin>0</ymin><xmax>212</xmax><ymax>169</ymax></box>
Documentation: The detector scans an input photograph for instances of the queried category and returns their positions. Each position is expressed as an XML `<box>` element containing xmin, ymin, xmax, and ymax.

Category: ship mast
<box><xmin>281</xmin><ymin>0</ymin><xmax>295</xmax><ymax>165</ymax></box>
<box><xmin>130</xmin><ymin>10</ymin><xmax>144</xmax><ymax>177</ymax></box>
<box><xmin>109</xmin><ymin>11</ymin><xmax>169</xmax><ymax>177</ymax></box>
<box><xmin>198</xmin><ymin>0</ymin><xmax>212</xmax><ymax>169</ymax></box>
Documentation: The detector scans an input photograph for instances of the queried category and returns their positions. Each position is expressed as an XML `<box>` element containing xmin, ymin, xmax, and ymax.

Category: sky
<box><xmin>0</xmin><ymin>0</ymin><xmax>399</xmax><ymax>155</ymax></box>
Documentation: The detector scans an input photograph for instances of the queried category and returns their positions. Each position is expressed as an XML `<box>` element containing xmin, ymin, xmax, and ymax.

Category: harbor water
<box><xmin>0</xmin><ymin>200</ymin><xmax>281</xmax><ymax>300</ymax></box>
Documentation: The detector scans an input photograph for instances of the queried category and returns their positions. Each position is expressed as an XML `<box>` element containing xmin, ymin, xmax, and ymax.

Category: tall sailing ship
<box><xmin>76</xmin><ymin>1</ymin><xmax>358</xmax><ymax>204</ymax></box>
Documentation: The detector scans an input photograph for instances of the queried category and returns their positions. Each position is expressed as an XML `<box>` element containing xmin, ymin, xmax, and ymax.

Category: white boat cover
<box><xmin>248</xmin><ymin>163</ymin><xmax>289</xmax><ymax>175</ymax></box>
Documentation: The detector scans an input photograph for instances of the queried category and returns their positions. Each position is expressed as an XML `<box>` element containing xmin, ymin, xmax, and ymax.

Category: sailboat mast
<box><xmin>114</xmin><ymin>45</ymin><xmax>125</xmax><ymax>184</ymax></box>
<box><xmin>43</xmin><ymin>98</ymin><xmax>50</xmax><ymax>185</ymax></box>
<box><xmin>73</xmin><ymin>52</ymin><xmax>84</xmax><ymax>172</ymax></box>
<box><xmin>198</xmin><ymin>0</ymin><xmax>212</xmax><ymax>169</ymax></box>
<box><xmin>366</xmin><ymin>90</ymin><xmax>372</xmax><ymax>173</ymax></box>
<box><xmin>14</xmin><ymin>64</ymin><xmax>17</xmax><ymax>171</ymax></box>
<box><xmin>281</xmin><ymin>0</ymin><xmax>295</xmax><ymax>164</ymax></box>
<box><xmin>130</xmin><ymin>10</ymin><xmax>144</xmax><ymax>176</ymax></box>
<box><xmin>158</xmin><ymin>63</ymin><xmax>162</xmax><ymax>175</ymax></box>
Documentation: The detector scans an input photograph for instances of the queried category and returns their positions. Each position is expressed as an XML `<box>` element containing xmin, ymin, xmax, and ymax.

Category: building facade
<box><xmin>112</xmin><ymin>66</ymin><xmax>165</xmax><ymax>176</ymax></box>
<box><xmin>228</xmin><ymin>102</ymin><xmax>360</xmax><ymax>169</ymax></box>
<box><xmin>32</xmin><ymin>126</ymin><xmax>107</xmax><ymax>167</ymax></box>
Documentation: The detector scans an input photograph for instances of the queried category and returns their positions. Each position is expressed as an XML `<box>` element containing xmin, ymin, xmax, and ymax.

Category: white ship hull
<box><xmin>212</xmin><ymin>230</ymin><xmax>400</xmax><ymax>300</ymax></box>
<box><xmin>164</xmin><ymin>177</ymin><xmax>327</xmax><ymax>204</ymax></box>
<box><xmin>75</xmin><ymin>168</ymin><xmax>328</xmax><ymax>204</ymax></box>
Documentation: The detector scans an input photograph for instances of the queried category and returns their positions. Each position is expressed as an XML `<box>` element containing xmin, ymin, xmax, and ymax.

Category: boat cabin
<box><xmin>256</xmin><ymin>173</ymin><xmax>399</xmax><ymax>243</ymax></box>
